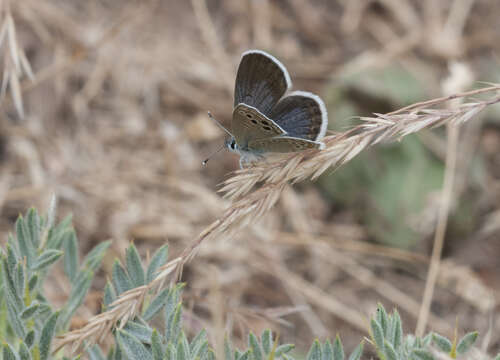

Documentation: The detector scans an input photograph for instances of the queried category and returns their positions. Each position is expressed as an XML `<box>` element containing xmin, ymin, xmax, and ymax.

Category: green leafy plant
<box><xmin>0</xmin><ymin>204</ymin><xmax>495</xmax><ymax>360</ymax></box>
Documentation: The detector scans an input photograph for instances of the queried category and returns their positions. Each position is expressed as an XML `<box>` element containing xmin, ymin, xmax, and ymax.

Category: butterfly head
<box><xmin>225</xmin><ymin>137</ymin><xmax>240</xmax><ymax>154</ymax></box>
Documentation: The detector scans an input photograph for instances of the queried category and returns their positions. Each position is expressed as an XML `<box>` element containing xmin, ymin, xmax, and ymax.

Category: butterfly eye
<box><xmin>230</xmin><ymin>141</ymin><xmax>236</xmax><ymax>150</ymax></box>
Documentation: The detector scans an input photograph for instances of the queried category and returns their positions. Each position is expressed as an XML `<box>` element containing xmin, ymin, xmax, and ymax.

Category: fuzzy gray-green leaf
<box><xmin>261</xmin><ymin>329</ymin><xmax>272</xmax><ymax>355</ymax></box>
<box><xmin>16</xmin><ymin>215</ymin><xmax>35</xmax><ymax>267</ymax></box>
<box><xmin>27</xmin><ymin>208</ymin><xmax>41</xmax><ymax>247</ymax></box>
<box><xmin>371</xmin><ymin>319</ymin><xmax>385</xmax><ymax>352</ymax></box>
<box><xmin>237</xmin><ymin>350</ymin><xmax>251</xmax><ymax>360</ymax></box>
<box><xmin>123</xmin><ymin>321</ymin><xmax>154</xmax><ymax>344</ymax></box>
<box><xmin>28</xmin><ymin>274</ymin><xmax>38</xmax><ymax>291</ymax></box>
<box><xmin>117</xmin><ymin>329</ymin><xmax>153</xmax><ymax>360</ymax></box>
<box><xmin>32</xmin><ymin>249</ymin><xmax>63</xmax><ymax>271</ymax></box>
<box><xmin>249</xmin><ymin>332</ymin><xmax>263</xmax><ymax>360</ymax></box>
<box><xmin>384</xmin><ymin>340</ymin><xmax>397</xmax><ymax>360</ymax></box>
<box><xmin>39</xmin><ymin>311</ymin><xmax>59</xmax><ymax>360</ymax></box>
<box><xmin>456</xmin><ymin>331</ymin><xmax>478</xmax><ymax>355</ymax></box>
<box><xmin>493</xmin><ymin>353</ymin><xmax>500</xmax><ymax>360</ymax></box>
<box><xmin>63</xmin><ymin>231</ymin><xmax>79</xmax><ymax>281</ymax></box>
<box><xmin>322</xmin><ymin>340</ymin><xmax>333</xmax><ymax>360</ymax></box>
<box><xmin>60</xmin><ymin>270</ymin><xmax>92</xmax><ymax>328</ymax></box>
<box><xmin>190</xmin><ymin>329</ymin><xmax>207</xmax><ymax>355</ymax></box>
<box><xmin>125</xmin><ymin>244</ymin><xmax>145</xmax><ymax>287</ymax></box>
<box><xmin>151</xmin><ymin>330</ymin><xmax>163</xmax><ymax>360</ymax></box>
<box><xmin>146</xmin><ymin>245</ymin><xmax>168</xmax><ymax>284</ymax></box>
<box><xmin>411</xmin><ymin>349</ymin><xmax>434</xmax><ymax>360</ymax></box>
<box><xmin>275</xmin><ymin>344</ymin><xmax>295</xmax><ymax>357</ymax></box>
<box><xmin>224</xmin><ymin>336</ymin><xmax>233</xmax><ymax>360</ymax></box>
<box><xmin>25</xmin><ymin>330</ymin><xmax>35</xmax><ymax>347</ymax></box>
<box><xmin>166</xmin><ymin>343</ymin><xmax>176</xmax><ymax>360</ymax></box>
<box><xmin>82</xmin><ymin>241</ymin><xmax>110</xmax><ymax>272</ymax></box>
<box><xmin>392</xmin><ymin>310</ymin><xmax>402</xmax><ymax>349</ymax></box>
<box><xmin>112</xmin><ymin>260</ymin><xmax>133</xmax><ymax>295</ymax></box>
<box><xmin>333</xmin><ymin>336</ymin><xmax>344</xmax><ymax>360</ymax></box>
<box><xmin>104</xmin><ymin>281</ymin><xmax>117</xmax><ymax>307</ymax></box>
<box><xmin>432</xmin><ymin>333</ymin><xmax>452</xmax><ymax>353</ymax></box>
<box><xmin>143</xmin><ymin>287</ymin><xmax>170</xmax><ymax>321</ymax></box>
<box><xmin>347</xmin><ymin>341</ymin><xmax>364</xmax><ymax>360</ymax></box>
<box><xmin>21</xmin><ymin>303</ymin><xmax>40</xmax><ymax>319</ymax></box>
<box><xmin>166</xmin><ymin>302</ymin><xmax>182</xmax><ymax>343</ymax></box>
<box><xmin>88</xmin><ymin>345</ymin><xmax>107</xmax><ymax>360</ymax></box>
<box><xmin>376</xmin><ymin>304</ymin><xmax>389</xmax><ymax>336</ymax></box>
<box><xmin>18</xmin><ymin>342</ymin><xmax>31</xmax><ymax>360</ymax></box>
<box><xmin>178</xmin><ymin>331</ymin><xmax>190</xmax><ymax>360</ymax></box>
<box><xmin>2</xmin><ymin>343</ymin><xmax>16</xmax><ymax>360</ymax></box>
<box><xmin>307</xmin><ymin>340</ymin><xmax>322</xmax><ymax>360</ymax></box>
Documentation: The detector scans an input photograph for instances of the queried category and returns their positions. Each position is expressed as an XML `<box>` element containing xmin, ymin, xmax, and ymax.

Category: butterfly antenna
<box><xmin>202</xmin><ymin>144</ymin><xmax>225</xmax><ymax>166</ymax></box>
<box><xmin>207</xmin><ymin>111</ymin><xmax>233</xmax><ymax>137</ymax></box>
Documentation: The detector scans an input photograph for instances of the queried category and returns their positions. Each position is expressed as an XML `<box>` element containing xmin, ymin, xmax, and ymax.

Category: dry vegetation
<box><xmin>0</xmin><ymin>0</ymin><xmax>499</xmax><ymax>356</ymax></box>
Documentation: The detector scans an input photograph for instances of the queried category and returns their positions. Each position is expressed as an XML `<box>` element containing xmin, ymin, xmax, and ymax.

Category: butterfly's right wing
<box><xmin>248</xmin><ymin>136</ymin><xmax>325</xmax><ymax>153</ymax></box>
<box><xmin>234</xmin><ymin>50</ymin><xmax>291</xmax><ymax>116</ymax></box>
<box><xmin>232</xmin><ymin>103</ymin><xmax>286</xmax><ymax>146</ymax></box>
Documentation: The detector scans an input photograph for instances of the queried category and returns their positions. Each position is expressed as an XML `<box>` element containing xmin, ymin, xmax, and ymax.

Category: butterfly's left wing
<box><xmin>232</xmin><ymin>103</ymin><xmax>286</xmax><ymax>146</ymax></box>
<box><xmin>234</xmin><ymin>50</ymin><xmax>291</xmax><ymax>116</ymax></box>
<box><xmin>248</xmin><ymin>136</ymin><xmax>325</xmax><ymax>153</ymax></box>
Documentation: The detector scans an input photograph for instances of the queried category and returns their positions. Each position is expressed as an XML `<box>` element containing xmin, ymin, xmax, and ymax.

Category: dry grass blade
<box><xmin>55</xmin><ymin>85</ymin><xmax>500</xmax><ymax>352</ymax></box>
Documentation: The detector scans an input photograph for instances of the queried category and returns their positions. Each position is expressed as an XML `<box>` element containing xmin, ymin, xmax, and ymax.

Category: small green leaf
<box><xmin>384</xmin><ymin>341</ymin><xmax>397</xmax><ymax>360</ymax></box>
<box><xmin>432</xmin><ymin>333</ymin><xmax>452</xmax><ymax>353</ymax></box>
<box><xmin>249</xmin><ymin>332</ymin><xmax>263</xmax><ymax>360</ymax></box>
<box><xmin>16</xmin><ymin>215</ymin><xmax>35</xmax><ymax>267</ymax></box>
<box><xmin>177</xmin><ymin>331</ymin><xmax>190</xmax><ymax>360</ymax></box>
<box><xmin>28</xmin><ymin>274</ymin><xmax>38</xmax><ymax>291</ymax></box>
<box><xmin>63</xmin><ymin>231</ymin><xmax>79</xmax><ymax>281</ymax></box>
<box><xmin>261</xmin><ymin>329</ymin><xmax>272</xmax><ymax>355</ymax></box>
<box><xmin>347</xmin><ymin>341</ymin><xmax>364</xmax><ymax>360</ymax></box>
<box><xmin>275</xmin><ymin>344</ymin><xmax>295</xmax><ymax>357</ymax></box>
<box><xmin>25</xmin><ymin>330</ymin><xmax>35</xmax><ymax>347</ymax></box>
<box><xmin>225</xmin><ymin>336</ymin><xmax>233</xmax><ymax>360</ymax></box>
<box><xmin>307</xmin><ymin>340</ymin><xmax>322</xmax><ymax>360</ymax></box>
<box><xmin>456</xmin><ymin>331</ymin><xmax>478</xmax><ymax>355</ymax></box>
<box><xmin>88</xmin><ymin>345</ymin><xmax>106</xmax><ymax>360</ymax></box>
<box><xmin>237</xmin><ymin>350</ymin><xmax>251</xmax><ymax>360</ymax></box>
<box><xmin>146</xmin><ymin>245</ymin><xmax>168</xmax><ymax>284</ymax></box>
<box><xmin>333</xmin><ymin>336</ymin><xmax>344</xmax><ymax>360</ymax></box>
<box><xmin>370</xmin><ymin>319</ymin><xmax>385</xmax><ymax>352</ymax></box>
<box><xmin>166</xmin><ymin>303</ymin><xmax>182</xmax><ymax>343</ymax></box>
<box><xmin>123</xmin><ymin>321</ymin><xmax>154</xmax><ymax>344</ymax></box>
<box><xmin>112</xmin><ymin>260</ymin><xmax>133</xmax><ymax>295</ymax></box>
<box><xmin>190</xmin><ymin>329</ymin><xmax>207</xmax><ymax>355</ymax></box>
<box><xmin>411</xmin><ymin>349</ymin><xmax>434</xmax><ymax>360</ymax></box>
<box><xmin>376</xmin><ymin>304</ymin><xmax>389</xmax><ymax>336</ymax></box>
<box><xmin>422</xmin><ymin>333</ymin><xmax>433</xmax><ymax>347</ymax></box>
<box><xmin>143</xmin><ymin>287</ymin><xmax>170</xmax><ymax>321</ymax></box>
<box><xmin>151</xmin><ymin>330</ymin><xmax>163</xmax><ymax>360</ymax></box>
<box><xmin>206</xmin><ymin>349</ymin><xmax>216</xmax><ymax>360</ymax></box>
<box><xmin>104</xmin><ymin>281</ymin><xmax>117</xmax><ymax>307</ymax></box>
<box><xmin>166</xmin><ymin>343</ymin><xmax>176</xmax><ymax>360</ymax></box>
<box><xmin>116</xmin><ymin>329</ymin><xmax>153</xmax><ymax>360</ymax></box>
<box><xmin>18</xmin><ymin>342</ymin><xmax>31</xmax><ymax>360</ymax></box>
<box><xmin>391</xmin><ymin>310</ymin><xmax>402</xmax><ymax>350</ymax></box>
<box><xmin>125</xmin><ymin>244</ymin><xmax>145</xmax><ymax>287</ymax></box>
<box><xmin>82</xmin><ymin>241</ymin><xmax>111</xmax><ymax>272</ymax></box>
<box><xmin>21</xmin><ymin>303</ymin><xmax>40</xmax><ymax>319</ymax></box>
<box><xmin>27</xmin><ymin>208</ymin><xmax>41</xmax><ymax>247</ymax></box>
<box><xmin>32</xmin><ymin>249</ymin><xmax>63</xmax><ymax>270</ymax></box>
<box><xmin>322</xmin><ymin>340</ymin><xmax>333</xmax><ymax>360</ymax></box>
<box><xmin>39</xmin><ymin>311</ymin><xmax>59</xmax><ymax>360</ymax></box>
<box><xmin>59</xmin><ymin>270</ymin><xmax>92</xmax><ymax>328</ymax></box>
<box><xmin>2</xmin><ymin>343</ymin><xmax>17</xmax><ymax>360</ymax></box>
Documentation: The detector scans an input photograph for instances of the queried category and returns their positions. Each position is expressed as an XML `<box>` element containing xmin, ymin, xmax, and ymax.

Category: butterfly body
<box><xmin>211</xmin><ymin>49</ymin><xmax>328</xmax><ymax>167</ymax></box>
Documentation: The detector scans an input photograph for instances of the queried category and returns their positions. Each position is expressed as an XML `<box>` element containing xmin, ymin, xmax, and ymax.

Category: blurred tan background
<box><xmin>0</xmin><ymin>0</ymin><xmax>499</xmax><ymax>355</ymax></box>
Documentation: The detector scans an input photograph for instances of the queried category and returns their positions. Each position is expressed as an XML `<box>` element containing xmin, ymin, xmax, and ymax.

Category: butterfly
<box><xmin>205</xmin><ymin>50</ymin><xmax>328</xmax><ymax>168</ymax></box>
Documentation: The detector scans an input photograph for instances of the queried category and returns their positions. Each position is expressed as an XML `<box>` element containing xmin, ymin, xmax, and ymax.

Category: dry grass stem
<box><xmin>55</xmin><ymin>84</ymin><xmax>500</xmax><ymax>352</ymax></box>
